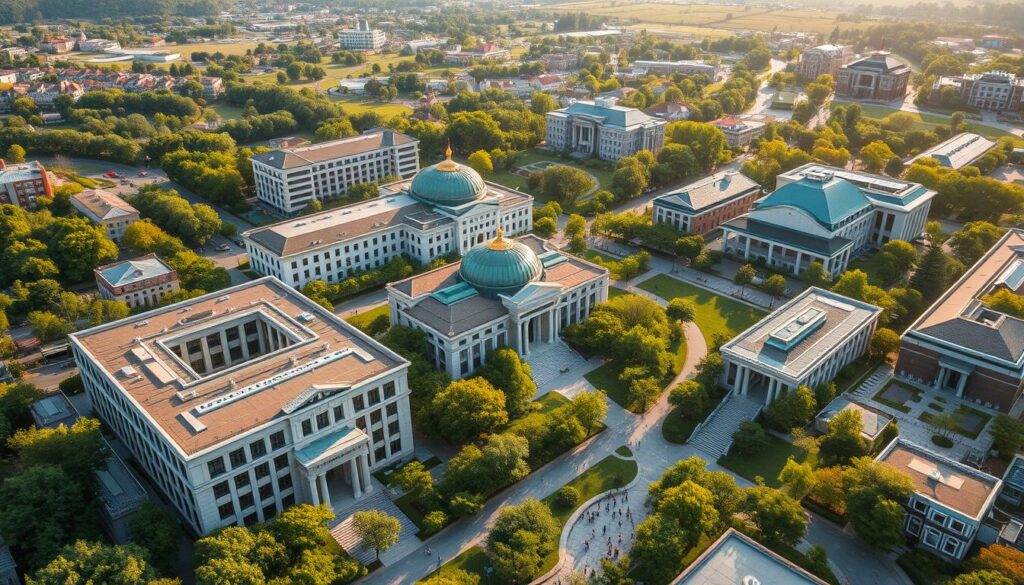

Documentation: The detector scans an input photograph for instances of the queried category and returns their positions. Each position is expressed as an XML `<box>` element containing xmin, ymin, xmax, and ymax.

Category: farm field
<box><xmin>551</xmin><ymin>0</ymin><xmax>868</xmax><ymax>34</ymax></box>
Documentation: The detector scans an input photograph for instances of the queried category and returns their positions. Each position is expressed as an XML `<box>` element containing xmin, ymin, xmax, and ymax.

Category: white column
<box><xmin>351</xmin><ymin>459</ymin><xmax>363</xmax><ymax>498</ymax></box>
<box><xmin>308</xmin><ymin>475</ymin><xmax>320</xmax><ymax>506</ymax></box>
<box><xmin>767</xmin><ymin>243</ymin><xmax>775</xmax><ymax>266</ymax></box>
<box><xmin>522</xmin><ymin>320</ymin><xmax>530</xmax><ymax>357</ymax></box>
<box><xmin>361</xmin><ymin>453</ymin><xmax>373</xmax><ymax>494</ymax></box>
<box><xmin>199</xmin><ymin>336</ymin><xmax>213</xmax><ymax>373</ymax></box>
<box><xmin>318</xmin><ymin>473</ymin><xmax>331</xmax><ymax>508</ymax></box>
<box><xmin>794</xmin><ymin>251</ymin><xmax>803</xmax><ymax>275</ymax></box>
<box><xmin>740</xmin><ymin>367</ymin><xmax>751</xmax><ymax>396</ymax></box>
<box><xmin>956</xmin><ymin>371</ymin><xmax>968</xmax><ymax>398</ymax></box>
<box><xmin>547</xmin><ymin>312</ymin><xmax>555</xmax><ymax>342</ymax></box>
<box><xmin>219</xmin><ymin>330</ymin><xmax>231</xmax><ymax>366</ymax></box>
<box><xmin>744</xmin><ymin>237</ymin><xmax>752</xmax><ymax>258</ymax></box>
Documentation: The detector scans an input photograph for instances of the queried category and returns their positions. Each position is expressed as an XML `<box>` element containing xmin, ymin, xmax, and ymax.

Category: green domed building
<box><xmin>408</xmin><ymin>147</ymin><xmax>487</xmax><ymax>207</ymax></box>
<box><xmin>458</xmin><ymin>229</ymin><xmax>544</xmax><ymax>297</ymax></box>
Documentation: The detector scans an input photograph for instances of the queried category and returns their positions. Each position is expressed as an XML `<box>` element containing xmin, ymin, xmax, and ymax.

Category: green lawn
<box><xmin>210</xmin><ymin>102</ymin><xmax>248</xmax><ymax>121</ymax></box>
<box><xmin>584</xmin><ymin>333</ymin><xmax>686</xmax><ymax>412</ymax></box>
<box><xmin>662</xmin><ymin>389</ymin><xmax>726</xmax><ymax>445</ymax></box>
<box><xmin>422</xmin><ymin>453</ymin><xmax>638</xmax><ymax>584</ymax></box>
<box><xmin>833</xmin><ymin>103</ymin><xmax>1024</xmax><ymax>145</ymax></box>
<box><xmin>330</xmin><ymin>94</ymin><xmax>413</xmax><ymax>118</ymax></box>
<box><xmin>345</xmin><ymin>304</ymin><xmax>390</xmax><ymax>333</ymax></box>
<box><xmin>608</xmin><ymin>286</ymin><xmax>630</xmax><ymax>298</ymax></box>
<box><xmin>636</xmin><ymin>274</ymin><xmax>767</xmax><ymax>347</ymax></box>
<box><xmin>580</xmin><ymin>249</ymin><xmax>650</xmax><ymax>281</ymax></box>
<box><xmin>919</xmin><ymin>405</ymin><xmax>992</xmax><ymax>440</ymax></box>
<box><xmin>719</xmin><ymin>434</ymin><xmax>806</xmax><ymax>488</ymax></box>
<box><xmin>872</xmin><ymin>380</ymin><xmax>920</xmax><ymax>414</ymax></box>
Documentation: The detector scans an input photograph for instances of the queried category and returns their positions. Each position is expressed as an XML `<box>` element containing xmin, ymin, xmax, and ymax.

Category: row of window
<box><xmin>208</xmin><ymin>430</ymin><xmax>288</xmax><ymax>478</ymax></box>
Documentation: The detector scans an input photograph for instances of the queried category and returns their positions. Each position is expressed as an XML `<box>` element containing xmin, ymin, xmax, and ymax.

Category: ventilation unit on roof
<box><xmin>134</xmin><ymin>320</ymin><xmax>149</xmax><ymax>328</ymax></box>
<box><xmin>216</xmin><ymin>295</ymin><xmax>230</xmax><ymax>302</ymax></box>
<box><xmin>928</xmin><ymin>469</ymin><xmax>942</xmax><ymax>483</ymax></box>
<box><xmin>297</xmin><ymin>312</ymin><xmax>314</xmax><ymax>322</ymax></box>
<box><xmin>295</xmin><ymin>222</ymin><xmax>306</xmax><ymax>227</ymax></box>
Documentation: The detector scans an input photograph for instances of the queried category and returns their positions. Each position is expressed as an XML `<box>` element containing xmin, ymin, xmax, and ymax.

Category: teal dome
<box><xmin>410</xmin><ymin>152</ymin><xmax>486</xmax><ymax>206</ymax></box>
<box><xmin>459</xmin><ymin>231</ymin><xmax>543</xmax><ymax>296</ymax></box>
<box><xmin>756</xmin><ymin>174</ymin><xmax>871</xmax><ymax>230</ymax></box>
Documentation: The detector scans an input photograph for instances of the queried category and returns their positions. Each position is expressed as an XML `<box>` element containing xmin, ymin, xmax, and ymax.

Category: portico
<box><xmin>934</xmin><ymin>357</ymin><xmax>974</xmax><ymax>398</ymax></box>
<box><xmin>295</xmin><ymin>427</ymin><xmax>374</xmax><ymax>507</ymax></box>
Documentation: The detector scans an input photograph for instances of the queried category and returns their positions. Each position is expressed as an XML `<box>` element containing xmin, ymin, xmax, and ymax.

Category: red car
<box><xmin>103</xmin><ymin>171</ymin><xmax>118</xmax><ymax>178</ymax></box>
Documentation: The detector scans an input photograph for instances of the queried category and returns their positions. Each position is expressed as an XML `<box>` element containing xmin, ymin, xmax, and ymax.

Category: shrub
<box><xmin>931</xmin><ymin>434</ymin><xmax>954</xmax><ymax>448</ymax></box>
<box><xmin>555</xmin><ymin>486</ymin><xmax>580</xmax><ymax>508</ymax></box>
<box><xmin>58</xmin><ymin>374</ymin><xmax>84</xmax><ymax>396</ymax></box>
<box><xmin>731</xmin><ymin>421</ymin><xmax>769</xmax><ymax>455</ymax></box>
<box><xmin>423</xmin><ymin>510</ymin><xmax>447</xmax><ymax>535</ymax></box>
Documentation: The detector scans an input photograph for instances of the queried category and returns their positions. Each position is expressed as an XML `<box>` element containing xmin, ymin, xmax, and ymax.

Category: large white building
<box><xmin>69</xmin><ymin>278</ymin><xmax>414</xmax><ymax>535</ymax></box>
<box><xmin>720</xmin><ymin>287</ymin><xmax>882</xmax><ymax>407</ymax></box>
<box><xmin>721</xmin><ymin>164</ymin><xmax>934</xmax><ymax>279</ymax></box>
<box><xmin>251</xmin><ymin>129</ymin><xmax>420</xmax><ymax>216</ymax></box>
<box><xmin>388</xmin><ymin>232</ymin><xmax>608</xmax><ymax>378</ymax></box>
<box><xmin>338</xmin><ymin>21</ymin><xmax>386</xmax><ymax>51</ymax></box>
<box><xmin>545</xmin><ymin>97</ymin><xmax>666</xmax><ymax>161</ymax></box>
<box><xmin>244</xmin><ymin>150</ymin><xmax>534</xmax><ymax>289</ymax></box>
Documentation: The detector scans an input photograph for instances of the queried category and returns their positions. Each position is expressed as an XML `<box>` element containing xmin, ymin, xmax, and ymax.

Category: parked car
<box><xmin>216</xmin><ymin>243</ymin><xmax>230</xmax><ymax>252</ymax></box>
<box><xmin>104</xmin><ymin>171</ymin><xmax>118</xmax><ymax>178</ymax></box>
<box><xmin>233</xmin><ymin>239</ymin><xmax>244</xmax><ymax>247</ymax></box>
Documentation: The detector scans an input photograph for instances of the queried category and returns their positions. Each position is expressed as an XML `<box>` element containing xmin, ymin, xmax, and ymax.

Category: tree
<box><xmin>627</xmin><ymin>375</ymin><xmax>661</xmax><ymax>413</ymax></box>
<box><xmin>8</xmin><ymin>417</ymin><xmax>109</xmax><ymax>491</ymax></box>
<box><xmin>0</xmin><ymin>465</ymin><xmax>87</xmax><ymax>568</ymax></box>
<box><xmin>734</xmin><ymin>263</ymin><xmax>756</xmax><ymax>297</ymax></box>
<box><xmin>778</xmin><ymin>456</ymin><xmax>816</xmax><ymax>501</ymax></box>
<box><xmin>533</xmin><ymin>216</ymin><xmax>557</xmax><ymax>238</ymax></box>
<box><xmin>809</xmin><ymin>466</ymin><xmax>847</xmax><ymax>514</ymax></box>
<box><xmin>843</xmin><ymin>457</ymin><xmax>915</xmax><ymax>549</ymax></box>
<box><xmin>669</xmin><ymin>380</ymin><xmax>708</xmax><ymax>418</ymax></box>
<box><xmin>801</xmin><ymin>261</ymin><xmax>830</xmax><ymax>288</ymax></box>
<box><xmin>860</xmin><ymin>140</ymin><xmax>896</xmax><ymax>173</ymax></box>
<box><xmin>28</xmin><ymin>540</ymin><xmax>156</xmax><ymax>585</ymax></box>
<box><xmin>870</xmin><ymin>328</ymin><xmax>900</xmax><ymax>361</ymax></box>
<box><xmin>429</xmin><ymin>377</ymin><xmax>508</xmax><ymax>442</ymax></box>
<box><xmin>27</xmin><ymin>310</ymin><xmax>74</xmax><ymax>343</ymax></box>
<box><xmin>565</xmin><ymin>214</ymin><xmax>588</xmax><ymax>240</ymax></box>
<box><xmin>875</xmin><ymin>240</ymin><xmax>918</xmax><ymax>284</ymax></box>
<box><xmin>46</xmin><ymin>217</ymin><xmax>118</xmax><ymax>283</ymax></box>
<box><xmin>542</xmin><ymin>165</ymin><xmax>593</xmax><ymax>205</ymax></box>
<box><xmin>949</xmin><ymin>221</ymin><xmax>1005</xmax><ymax>266</ymax></box>
<box><xmin>129</xmin><ymin>503</ymin><xmax>183</xmax><ymax>575</ymax></box>
<box><xmin>267</xmin><ymin>504</ymin><xmax>335</xmax><ymax>558</ymax></box>
<box><xmin>763</xmin><ymin>385</ymin><xmax>816</xmax><ymax>431</ymax></box>
<box><xmin>967</xmin><ymin>544</ymin><xmax>1024</xmax><ymax>584</ymax></box>
<box><xmin>478</xmin><ymin>348</ymin><xmax>535</xmax><ymax>419</ymax></box>
<box><xmin>950</xmin><ymin>572</ymin><xmax>1015</xmax><ymax>585</ymax></box>
<box><xmin>467</xmin><ymin>150</ymin><xmax>493</xmax><ymax>177</ymax></box>
<box><xmin>819</xmin><ymin>407</ymin><xmax>868</xmax><ymax>466</ymax></box>
<box><xmin>666</xmin><ymin>298</ymin><xmax>696</xmax><ymax>323</ymax></box>
<box><xmin>194</xmin><ymin>526</ymin><xmax>286</xmax><ymax>585</ymax></box>
<box><xmin>6</xmin><ymin>144</ymin><xmax>26</xmax><ymax>163</ymax></box>
<box><xmin>611</xmin><ymin>156</ymin><xmax>649</xmax><ymax>200</ymax></box>
<box><xmin>990</xmin><ymin>414</ymin><xmax>1024</xmax><ymax>458</ymax></box>
<box><xmin>631</xmin><ymin>514</ymin><xmax>688</xmax><ymax>584</ymax></box>
<box><xmin>530</xmin><ymin>91</ymin><xmax>556</xmax><ymax>115</ymax></box>
<box><xmin>420</xmin><ymin>569</ymin><xmax>480</xmax><ymax>585</ymax></box>
<box><xmin>657</xmin><ymin>480</ymin><xmax>719</xmax><ymax>540</ymax></box>
<box><xmin>487</xmin><ymin>498</ymin><xmax>558</xmax><ymax>582</ymax></box>
<box><xmin>392</xmin><ymin>461</ymin><xmax>435</xmax><ymax>505</ymax></box>
<box><xmin>911</xmin><ymin>244</ymin><xmax>956</xmax><ymax>302</ymax></box>
<box><xmin>675</xmin><ymin>234</ymin><xmax>704</xmax><ymax>261</ymax></box>
<box><xmin>743</xmin><ymin>485</ymin><xmax>807</xmax><ymax>546</ymax></box>
<box><xmin>352</xmin><ymin>510</ymin><xmax>401</xmax><ymax>562</ymax></box>
<box><xmin>762</xmin><ymin>274</ymin><xmax>786</xmax><ymax>301</ymax></box>
<box><xmin>569</xmin><ymin>391</ymin><xmax>607</xmax><ymax>433</ymax></box>
<box><xmin>442</xmin><ymin>433</ymin><xmax>530</xmax><ymax>496</ymax></box>
<box><xmin>305</xmin><ymin>198</ymin><xmax>323</xmax><ymax>213</ymax></box>
<box><xmin>731</xmin><ymin>421</ymin><xmax>769</xmax><ymax>455</ymax></box>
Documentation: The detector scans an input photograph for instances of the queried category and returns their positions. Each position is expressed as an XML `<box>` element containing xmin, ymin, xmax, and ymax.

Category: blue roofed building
<box><xmin>387</xmin><ymin>232</ymin><xmax>609</xmax><ymax>378</ymax></box>
<box><xmin>545</xmin><ymin>96</ymin><xmax>666</xmax><ymax>161</ymax></box>
<box><xmin>95</xmin><ymin>253</ymin><xmax>180</xmax><ymax>308</ymax></box>
<box><xmin>721</xmin><ymin>164</ymin><xmax>934</xmax><ymax>278</ymax></box>
<box><xmin>670</xmin><ymin>528</ymin><xmax>828</xmax><ymax>584</ymax></box>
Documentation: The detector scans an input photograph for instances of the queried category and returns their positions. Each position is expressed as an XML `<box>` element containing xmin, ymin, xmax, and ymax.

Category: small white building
<box><xmin>909</xmin><ymin>132</ymin><xmax>997</xmax><ymax>170</ymax></box>
<box><xmin>250</xmin><ymin>129</ymin><xmax>419</xmax><ymax>215</ymax></box>
<box><xmin>720</xmin><ymin>287</ymin><xmax>882</xmax><ymax>407</ymax></box>
<box><xmin>388</xmin><ymin>233</ymin><xmax>608</xmax><ymax>378</ymax></box>
<box><xmin>670</xmin><ymin>528</ymin><xmax>828</xmax><ymax>585</ymax></box>
<box><xmin>95</xmin><ymin>254</ymin><xmax>180</xmax><ymax>308</ymax></box>
<box><xmin>71</xmin><ymin>188</ymin><xmax>139</xmax><ymax>243</ymax></box>
<box><xmin>877</xmin><ymin>438</ymin><xmax>1001</xmax><ymax>562</ymax></box>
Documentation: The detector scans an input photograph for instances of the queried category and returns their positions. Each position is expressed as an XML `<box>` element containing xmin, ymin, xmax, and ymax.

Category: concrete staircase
<box><xmin>526</xmin><ymin>339</ymin><xmax>591</xmax><ymax>389</ymax></box>
<box><xmin>689</xmin><ymin>394</ymin><xmax>763</xmax><ymax>459</ymax></box>
<box><xmin>330</xmin><ymin>489</ymin><xmax>420</xmax><ymax>566</ymax></box>
<box><xmin>847</xmin><ymin>366</ymin><xmax>892</xmax><ymax>402</ymax></box>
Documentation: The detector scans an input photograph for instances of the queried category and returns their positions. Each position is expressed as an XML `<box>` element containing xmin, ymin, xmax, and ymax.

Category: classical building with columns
<box><xmin>68</xmin><ymin>277</ymin><xmax>413</xmax><ymax>535</ymax></box>
<box><xmin>720</xmin><ymin>287</ymin><xmax>882</xmax><ymax>407</ymax></box>
<box><xmin>387</xmin><ymin>231</ymin><xmax>609</xmax><ymax>378</ymax></box>
<box><xmin>545</xmin><ymin>96</ymin><xmax>666</xmax><ymax>161</ymax></box>
<box><xmin>244</xmin><ymin>148</ymin><xmax>533</xmax><ymax>289</ymax></box>
<box><xmin>721</xmin><ymin>164</ymin><xmax>934</xmax><ymax>279</ymax></box>
<box><xmin>896</xmin><ymin>229</ymin><xmax>1024</xmax><ymax>412</ymax></box>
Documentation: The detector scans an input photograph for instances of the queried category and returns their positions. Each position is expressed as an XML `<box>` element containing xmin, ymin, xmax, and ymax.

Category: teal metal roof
<box><xmin>294</xmin><ymin>427</ymin><xmax>362</xmax><ymax>466</ymax></box>
<box><xmin>559</xmin><ymin>100</ymin><xmax>655</xmax><ymax>127</ymax></box>
<box><xmin>538</xmin><ymin>250</ymin><xmax>568</xmax><ymax>269</ymax></box>
<box><xmin>432</xmin><ymin>281</ymin><xmax>478</xmax><ymax>305</ymax></box>
<box><xmin>409</xmin><ymin>159</ymin><xmax>486</xmax><ymax>206</ymax></box>
<box><xmin>459</xmin><ymin>236</ymin><xmax>543</xmax><ymax>296</ymax></box>
<box><xmin>756</xmin><ymin>177</ymin><xmax>871</xmax><ymax>229</ymax></box>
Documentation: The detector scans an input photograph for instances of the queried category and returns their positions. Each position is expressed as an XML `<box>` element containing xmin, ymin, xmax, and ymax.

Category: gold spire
<box><xmin>488</xmin><ymin>227</ymin><xmax>513</xmax><ymax>250</ymax></box>
<box><xmin>436</xmin><ymin>142</ymin><xmax>459</xmax><ymax>171</ymax></box>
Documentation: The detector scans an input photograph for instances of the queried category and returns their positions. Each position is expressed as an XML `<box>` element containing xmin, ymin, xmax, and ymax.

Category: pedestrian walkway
<box><xmin>330</xmin><ymin>488</ymin><xmax>419</xmax><ymax>566</ymax></box>
<box><xmin>557</xmin><ymin>487</ymin><xmax>644</xmax><ymax>581</ymax></box>
<box><xmin>688</xmin><ymin>393</ymin><xmax>763</xmax><ymax>459</ymax></box>
<box><xmin>846</xmin><ymin>365</ymin><xmax>892</xmax><ymax>402</ymax></box>
<box><xmin>526</xmin><ymin>339</ymin><xmax>597</xmax><ymax>393</ymax></box>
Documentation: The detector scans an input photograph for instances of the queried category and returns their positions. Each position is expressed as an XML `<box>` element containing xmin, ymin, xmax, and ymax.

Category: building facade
<box><xmin>836</xmin><ymin>51</ymin><xmax>911</xmax><ymax>101</ymax></box>
<box><xmin>797</xmin><ymin>44</ymin><xmax>854</xmax><ymax>80</ymax></box>
<box><xmin>545</xmin><ymin>97</ymin><xmax>666</xmax><ymax>161</ymax></box>
<box><xmin>877</xmin><ymin>438</ymin><xmax>1001</xmax><ymax>562</ymax></box>
<box><xmin>244</xmin><ymin>150</ymin><xmax>534</xmax><ymax>289</ymax></box>
<box><xmin>69</xmin><ymin>278</ymin><xmax>415</xmax><ymax>535</ymax></box>
<box><xmin>0</xmin><ymin>159</ymin><xmax>53</xmax><ymax>209</ymax></box>
<box><xmin>931</xmin><ymin>71</ymin><xmax>1024</xmax><ymax>113</ymax></box>
<box><xmin>250</xmin><ymin>129</ymin><xmax>420</xmax><ymax>215</ymax></box>
<box><xmin>652</xmin><ymin>170</ymin><xmax>762</xmax><ymax>235</ymax></box>
<box><xmin>339</xmin><ymin>21</ymin><xmax>386</xmax><ymax>51</ymax></box>
<box><xmin>632</xmin><ymin>60</ymin><xmax>719</xmax><ymax>78</ymax></box>
<box><xmin>388</xmin><ymin>232</ymin><xmax>608</xmax><ymax>378</ymax></box>
<box><xmin>721</xmin><ymin>164</ymin><xmax>934</xmax><ymax>278</ymax></box>
<box><xmin>720</xmin><ymin>287</ymin><xmax>881</xmax><ymax>407</ymax></box>
<box><xmin>712</xmin><ymin>115</ymin><xmax>767</xmax><ymax>148</ymax></box>
<box><xmin>896</xmin><ymin>229</ymin><xmax>1024</xmax><ymax>412</ymax></box>
<box><xmin>95</xmin><ymin>254</ymin><xmax>180</xmax><ymax>308</ymax></box>
<box><xmin>71</xmin><ymin>188</ymin><xmax>139</xmax><ymax>243</ymax></box>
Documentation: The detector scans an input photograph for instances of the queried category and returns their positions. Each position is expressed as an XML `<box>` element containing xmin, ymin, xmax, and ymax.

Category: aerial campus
<box><xmin>5</xmin><ymin>2</ymin><xmax>1024</xmax><ymax>585</ymax></box>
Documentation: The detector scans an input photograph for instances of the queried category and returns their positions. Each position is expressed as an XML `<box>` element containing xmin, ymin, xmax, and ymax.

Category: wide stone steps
<box><xmin>689</xmin><ymin>393</ymin><xmax>763</xmax><ymax>459</ymax></box>
<box><xmin>847</xmin><ymin>366</ymin><xmax>892</xmax><ymax>401</ymax></box>
<box><xmin>330</xmin><ymin>489</ymin><xmax>420</xmax><ymax>566</ymax></box>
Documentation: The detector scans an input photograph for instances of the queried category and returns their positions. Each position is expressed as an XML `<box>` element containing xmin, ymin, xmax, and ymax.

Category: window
<box><xmin>368</xmin><ymin>389</ymin><xmax>380</xmax><ymax>405</ymax></box>
<box><xmin>316</xmin><ymin>412</ymin><xmax>330</xmax><ymax>429</ymax></box>
<box><xmin>949</xmin><ymin>519</ymin><xmax>967</xmax><ymax>535</ymax></box>
<box><xmin>218</xmin><ymin>502</ymin><xmax>235</xmax><ymax>520</ymax></box>
<box><xmin>373</xmin><ymin>429</ymin><xmax>385</xmax><ymax>443</ymax></box>
<box><xmin>370</xmin><ymin>409</ymin><xmax>382</xmax><ymax>424</ymax></box>
<box><xmin>333</xmin><ymin>404</ymin><xmax>345</xmax><ymax>421</ymax></box>
<box><xmin>263</xmin><ymin>503</ymin><xmax>277</xmax><ymax>521</ymax></box>
<box><xmin>274</xmin><ymin>454</ymin><xmax>289</xmax><ymax>472</ymax></box>
<box><xmin>244</xmin><ymin>512</ymin><xmax>259</xmax><ymax>527</ymax></box>
<box><xmin>912</xmin><ymin>499</ymin><xmax>928</xmax><ymax>513</ymax></box>
<box><xmin>239</xmin><ymin>493</ymin><xmax>255</xmax><ymax>510</ymax></box>
<box><xmin>386</xmin><ymin>403</ymin><xmax>398</xmax><ymax>417</ymax></box>
<box><xmin>255</xmin><ymin>463</ymin><xmax>270</xmax><ymax>480</ymax></box>
<box><xmin>941</xmin><ymin>536</ymin><xmax>962</xmax><ymax>557</ymax></box>
<box><xmin>922</xmin><ymin>527</ymin><xmax>941</xmax><ymax>548</ymax></box>
<box><xmin>213</xmin><ymin>481</ymin><xmax>230</xmax><ymax>499</ymax></box>
<box><xmin>929</xmin><ymin>510</ymin><xmax>949</xmax><ymax>527</ymax></box>
<box><xmin>208</xmin><ymin>457</ymin><xmax>226</xmax><ymax>478</ymax></box>
<box><xmin>278</xmin><ymin>474</ymin><xmax>293</xmax><ymax>492</ymax></box>
<box><xmin>301</xmin><ymin>419</ymin><xmax>313</xmax><ymax>436</ymax></box>
<box><xmin>375</xmin><ymin>446</ymin><xmax>387</xmax><ymax>461</ymax></box>
<box><xmin>283</xmin><ymin>494</ymin><xmax>295</xmax><ymax>508</ymax></box>
<box><xmin>353</xmin><ymin>395</ymin><xmax>366</xmax><ymax>411</ymax></box>
<box><xmin>270</xmin><ymin>431</ymin><xmax>286</xmax><ymax>450</ymax></box>
<box><xmin>234</xmin><ymin>473</ymin><xmax>250</xmax><ymax>489</ymax></box>
<box><xmin>250</xmin><ymin>439</ymin><xmax>267</xmax><ymax>459</ymax></box>
<box><xmin>229</xmin><ymin>448</ymin><xmax>247</xmax><ymax>468</ymax></box>
<box><xmin>906</xmin><ymin>515</ymin><xmax>923</xmax><ymax>536</ymax></box>
<box><xmin>259</xmin><ymin>483</ymin><xmax>274</xmax><ymax>501</ymax></box>
<box><xmin>391</xmin><ymin>438</ymin><xmax>402</xmax><ymax>454</ymax></box>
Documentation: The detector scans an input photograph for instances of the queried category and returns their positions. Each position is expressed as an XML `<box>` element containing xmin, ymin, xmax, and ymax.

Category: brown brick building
<box><xmin>895</xmin><ymin>229</ymin><xmax>1024</xmax><ymax>412</ymax></box>
<box><xmin>0</xmin><ymin>159</ymin><xmax>53</xmax><ymax>209</ymax></box>
<box><xmin>652</xmin><ymin>170</ymin><xmax>762</xmax><ymax>236</ymax></box>
<box><xmin>836</xmin><ymin>51</ymin><xmax>911</xmax><ymax>102</ymax></box>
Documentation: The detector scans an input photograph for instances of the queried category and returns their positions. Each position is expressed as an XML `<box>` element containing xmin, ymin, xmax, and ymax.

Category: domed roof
<box><xmin>459</xmin><ymin>229</ymin><xmax>543</xmax><ymax>296</ymax></box>
<box><xmin>409</xmin><ymin>146</ymin><xmax>486</xmax><ymax>206</ymax></box>
<box><xmin>756</xmin><ymin>174</ymin><xmax>871</xmax><ymax>229</ymax></box>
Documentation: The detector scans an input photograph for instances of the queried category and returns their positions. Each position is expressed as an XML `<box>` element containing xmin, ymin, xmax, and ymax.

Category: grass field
<box><xmin>584</xmin><ymin>332</ymin><xmax>686</xmax><ymax>412</ymax></box>
<box><xmin>552</xmin><ymin>0</ymin><xmax>866</xmax><ymax>35</ymax></box>
<box><xmin>344</xmin><ymin>304</ymin><xmax>390</xmax><ymax>333</ymax></box>
<box><xmin>834</xmin><ymin>103</ymin><xmax>1024</xmax><ymax>145</ymax></box>
<box><xmin>330</xmin><ymin>94</ymin><xmax>412</xmax><ymax>118</ymax></box>
<box><xmin>719</xmin><ymin>433</ymin><xmax>807</xmax><ymax>488</ymax></box>
<box><xmin>636</xmin><ymin>274</ymin><xmax>766</xmax><ymax>347</ymax></box>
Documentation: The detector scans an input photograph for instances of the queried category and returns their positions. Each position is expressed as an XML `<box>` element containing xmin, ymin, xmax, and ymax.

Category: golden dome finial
<box><xmin>488</xmin><ymin>227</ymin><xmax>512</xmax><ymax>250</ymax></box>
<box><xmin>437</xmin><ymin>142</ymin><xmax>459</xmax><ymax>171</ymax></box>
<box><xmin>445</xmin><ymin>143</ymin><xmax>453</xmax><ymax>159</ymax></box>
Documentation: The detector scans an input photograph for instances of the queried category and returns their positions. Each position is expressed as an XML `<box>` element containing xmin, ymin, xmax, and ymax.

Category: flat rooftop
<box><xmin>907</xmin><ymin>229</ymin><xmax>1024</xmax><ymax>365</ymax></box>
<box><xmin>780</xmin><ymin>163</ymin><xmax>932</xmax><ymax>207</ymax></box>
<box><xmin>721</xmin><ymin>287</ymin><xmax>882</xmax><ymax>380</ymax></box>
<box><xmin>70</xmin><ymin>278</ymin><xmax>405</xmax><ymax>456</ymax></box>
<box><xmin>877</xmin><ymin>438</ymin><xmax>1000</xmax><ymax>519</ymax></box>
<box><xmin>671</xmin><ymin>528</ymin><xmax>827</xmax><ymax>584</ymax></box>
<box><xmin>251</xmin><ymin>129</ymin><xmax>417</xmax><ymax>170</ymax></box>
<box><xmin>910</xmin><ymin>132</ymin><xmax>997</xmax><ymax>170</ymax></box>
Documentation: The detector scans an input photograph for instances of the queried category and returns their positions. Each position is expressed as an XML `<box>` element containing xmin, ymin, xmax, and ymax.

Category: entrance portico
<box><xmin>295</xmin><ymin>427</ymin><xmax>373</xmax><ymax>509</ymax></box>
<box><xmin>934</xmin><ymin>357</ymin><xmax>974</xmax><ymax>399</ymax></box>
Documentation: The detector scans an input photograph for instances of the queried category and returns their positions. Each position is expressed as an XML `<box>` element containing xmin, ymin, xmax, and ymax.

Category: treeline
<box><xmin>69</xmin><ymin>89</ymin><xmax>201</xmax><ymax>119</ymax></box>
<box><xmin>0</xmin><ymin>0</ymin><xmax>223</xmax><ymax>22</ymax></box>
<box><xmin>225</xmin><ymin>84</ymin><xmax>346</xmax><ymax>130</ymax></box>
